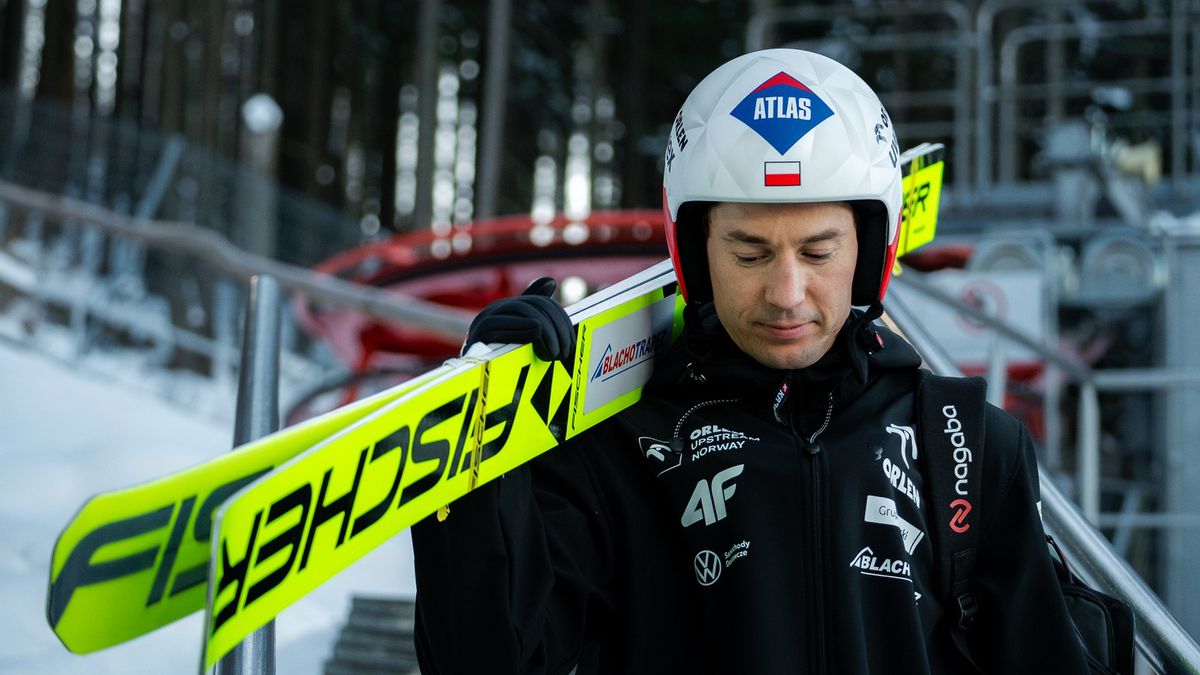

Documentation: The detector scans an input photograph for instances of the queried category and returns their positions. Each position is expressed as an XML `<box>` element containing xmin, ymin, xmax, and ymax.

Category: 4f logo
<box><xmin>681</xmin><ymin>464</ymin><xmax>743</xmax><ymax>527</ymax></box>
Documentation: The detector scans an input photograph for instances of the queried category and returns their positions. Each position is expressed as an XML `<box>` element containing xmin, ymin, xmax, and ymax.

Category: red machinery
<box><xmin>289</xmin><ymin>210</ymin><xmax>667</xmax><ymax>421</ymax></box>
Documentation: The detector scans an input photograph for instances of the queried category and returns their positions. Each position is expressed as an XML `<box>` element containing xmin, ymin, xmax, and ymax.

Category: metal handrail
<box><xmin>973</xmin><ymin>0</ymin><xmax>1190</xmax><ymax>192</ymax></box>
<box><xmin>886</xmin><ymin>276</ymin><xmax>1200</xmax><ymax>675</ymax></box>
<box><xmin>744</xmin><ymin>2</ymin><xmax>973</xmax><ymax>191</ymax></box>
<box><xmin>744</xmin><ymin>1</ymin><xmax>970</xmax><ymax>52</ymax></box>
<box><xmin>216</xmin><ymin>275</ymin><xmax>282</xmax><ymax>674</ymax></box>
<box><xmin>996</xmin><ymin>19</ymin><xmax>1171</xmax><ymax>184</ymax></box>
<box><xmin>0</xmin><ymin>179</ymin><xmax>474</xmax><ymax>340</ymax></box>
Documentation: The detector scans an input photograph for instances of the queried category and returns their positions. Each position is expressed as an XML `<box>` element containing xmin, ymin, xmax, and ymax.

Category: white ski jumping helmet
<box><xmin>662</xmin><ymin>48</ymin><xmax>903</xmax><ymax>307</ymax></box>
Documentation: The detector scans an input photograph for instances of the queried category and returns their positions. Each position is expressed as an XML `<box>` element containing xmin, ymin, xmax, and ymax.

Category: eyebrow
<box><xmin>722</xmin><ymin>227</ymin><xmax>845</xmax><ymax>246</ymax></box>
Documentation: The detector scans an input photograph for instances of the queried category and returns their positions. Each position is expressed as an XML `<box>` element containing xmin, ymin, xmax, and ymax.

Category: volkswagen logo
<box><xmin>693</xmin><ymin>549</ymin><xmax>722</xmax><ymax>586</ymax></box>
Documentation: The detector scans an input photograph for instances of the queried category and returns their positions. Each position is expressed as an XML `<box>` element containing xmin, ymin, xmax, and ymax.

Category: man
<box><xmin>412</xmin><ymin>49</ymin><xmax>1090</xmax><ymax>674</ymax></box>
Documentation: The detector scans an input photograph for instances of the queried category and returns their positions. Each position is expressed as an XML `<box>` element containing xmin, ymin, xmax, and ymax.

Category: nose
<box><xmin>763</xmin><ymin>256</ymin><xmax>807</xmax><ymax>310</ymax></box>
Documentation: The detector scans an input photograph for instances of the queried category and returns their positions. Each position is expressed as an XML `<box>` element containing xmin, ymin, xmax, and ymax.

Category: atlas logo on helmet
<box><xmin>730</xmin><ymin>71</ymin><xmax>834</xmax><ymax>155</ymax></box>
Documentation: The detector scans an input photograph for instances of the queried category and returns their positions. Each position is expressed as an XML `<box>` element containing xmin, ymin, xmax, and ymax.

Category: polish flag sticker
<box><xmin>764</xmin><ymin>161</ymin><xmax>801</xmax><ymax>186</ymax></box>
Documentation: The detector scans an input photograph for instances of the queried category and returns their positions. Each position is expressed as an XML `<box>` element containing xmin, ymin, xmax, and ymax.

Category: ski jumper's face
<box><xmin>705</xmin><ymin>201</ymin><xmax>857</xmax><ymax>371</ymax></box>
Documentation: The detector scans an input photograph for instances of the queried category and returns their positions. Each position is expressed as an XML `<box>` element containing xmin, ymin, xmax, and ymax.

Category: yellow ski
<box><xmin>202</xmin><ymin>260</ymin><xmax>684</xmax><ymax>668</ymax></box>
<box><xmin>46</xmin><ymin>366</ymin><xmax>446</xmax><ymax>654</ymax></box>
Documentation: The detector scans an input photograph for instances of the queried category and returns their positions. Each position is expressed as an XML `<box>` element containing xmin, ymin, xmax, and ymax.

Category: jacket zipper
<box><xmin>802</xmin><ymin>393</ymin><xmax>833</xmax><ymax>673</ymax></box>
<box><xmin>806</xmin><ymin>393</ymin><xmax>833</xmax><ymax>453</ymax></box>
<box><xmin>670</xmin><ymin>397</ymin><xmax>741</xmax><ymax>453</ymax></box>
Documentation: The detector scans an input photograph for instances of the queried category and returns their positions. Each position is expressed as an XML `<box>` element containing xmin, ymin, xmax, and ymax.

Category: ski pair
<box><xmin>47</xmin><ymin>144</ymin><xmax>944</xmax><ymax>670</ymax></box>
<box><xmin>47</xmin><ymin>257</ymin><xmax>684</xmax><ymax>661</ymax></box>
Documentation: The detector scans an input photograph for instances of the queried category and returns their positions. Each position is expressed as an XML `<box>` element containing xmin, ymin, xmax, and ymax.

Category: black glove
<box><xmin>463</xmin><ymin>277</ymin><xmax>574</xmax><ymax>363</ymax></box>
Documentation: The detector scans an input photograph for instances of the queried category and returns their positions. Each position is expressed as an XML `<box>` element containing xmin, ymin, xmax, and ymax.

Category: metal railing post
<box><xmin>1040</xmin><ymin>474</ymin><xmax>1200</xmax><ymax>675</ymax></box>
<box><xmin>1077</xmin><ymin>381</ymin><xmax>1102</xmax><ymax>524</ymax></box>
<box><xmin>997</xmin><ymin>19</ymin><xmax>1170</xmax><ymax>184</ymax></box>
<box><xmin>215</xmin><ymin>274</ymin><xmax>281</xmax><ymax>675</ymax></box>
<box><xmin>0</xmin><ymin>179</ymin><xmax>475</xmax><ymax>339</ymax></box>
<box><xmin>475</xmin><ymin>0</ymin><xmax>512</xmax><ymax>221</ymax></box>
<box><xmin>985</xmin><ymin>335</ymin><xmax>1008</xmax><ymax>408</ymax></box>
<box><xmin>887</xmin><ymin>281</ymin><xmax>1200</xmax><ymax>673</ymax></box>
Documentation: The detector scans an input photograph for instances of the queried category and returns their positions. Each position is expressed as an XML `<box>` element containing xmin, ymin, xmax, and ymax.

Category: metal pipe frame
<box><xmin>974</xmin><ymin>0</ymin><xmax>1076</xmax><ymax>192</ymax></box>
<box><xmin>1096</xmin><ymin>513</ymin><xmax>1200</xmax><ymax>530</ymax></box>
<box><xmin>997</xmin><ymin>19</ymin><xmax>1170</xmax><ymax>184</ymax></box>
<box><xmin>215</xmin><ymin>275</ymin><xmax>282</xmax><ymax>675</ymax></box>
<box><xmin>1092</xmin><ymin>369</ymin><xmax>1200</xmax><ymax>392</ymax></box>
<box><xmin>886</xmin><ymin>283</ymin><xmax>1200</xmax><ymax>674</ymax></box>
<box><xmin>0</xmin><ymin>179</ymin><xmax>475</xmax><ymax>339</ymax></box>
<box><xmin>895</xmin><ymin>268</ymin><xmax>1200</xmax><ymax>526</ymax></box>
<box><xmin>890</xmin><ymin>271</ymin><xmax>1091</xmax><ymax>381</ymax></box>
<box><xmin>1193</xmin><ymin>24</ymin><xmax>1200</xmax><ymax>175</ymax></box>
<box><xmin>413</xmin><ymin>0</ymin><xmax>442</xmax><ymax>232</ymax></box>
<box><xmin>745</xmin><ymin>1</ymin><xmax>970</xmax><ymax>53</ymax></box>
<box><xmin>474</xmin><ymin>0</ymin><xmax>512</xmax><ymax>221</ymax></box>
<box><xmin>1077</xmin><ymin>371</ymin><xmax>1200</xmax><ymax>532</ymax></box>
<box><xmin>744</xmin><ymin>1</ymin><xmax>973</xmax><ymax>190</ymax></box>
<box><xmin>1171</xmin><ymin>0</ymin><xmax>1187</xmax><ymax>190</ymax></box>
<box><xmin>881</xmin><ymin>287</ymin><xmax>962</xmax><ymax>376</ymax></box>
<box><xmin>748</xmin><ymin>0</ymin><xmax>1193</xmax><ymax>198</ymax></box>
<box><xmin>1041</xmin><ymin>470</ymin><xmax>1200</xmax><ymax>675</ymax></box>
<box><xmin>973</xmin><ymin>0</ymin><xmax>1177</xmax><ymax>192</ymax></box>
<box><xmin>1001</xmin><ymin>77</ymin><xmax>1181</xmax><ymax>100</ymax></box>
<box><xmin>1077</xmin><ymin>381</ymin><xmax>1101</xmax><ymax>522</ymax></box>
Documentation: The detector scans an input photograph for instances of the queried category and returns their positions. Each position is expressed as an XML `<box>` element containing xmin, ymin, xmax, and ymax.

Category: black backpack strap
<box><xmin>917</xmin><ymin>370</ymin><xmax>988</xmax><ymax>664</ymax></box>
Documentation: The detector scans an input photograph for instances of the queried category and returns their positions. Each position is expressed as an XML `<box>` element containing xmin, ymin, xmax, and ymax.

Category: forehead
<box><xmin>708</xmin><ymin>201</ymin><xmax>855</xmax><ymax>239</ymax></box>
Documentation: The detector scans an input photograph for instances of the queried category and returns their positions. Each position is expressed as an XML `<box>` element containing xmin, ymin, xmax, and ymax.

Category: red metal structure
<box><xmin>289</xmin><ymin>210</ymin><xmax>668</xmax><ymax>421</ymax></box>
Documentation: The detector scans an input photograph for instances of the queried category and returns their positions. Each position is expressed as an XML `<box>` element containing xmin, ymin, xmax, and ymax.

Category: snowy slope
<box><xmin>0</xmin><ymin>340</ymin><xmax>416</xmax><ymax>675</ymax></box>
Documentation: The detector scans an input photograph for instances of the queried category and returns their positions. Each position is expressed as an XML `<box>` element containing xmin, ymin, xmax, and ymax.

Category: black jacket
<box><xmin>411</xmin><ymin>307</ymin><xmax>1091</xmax><ymax>674</ymax></box>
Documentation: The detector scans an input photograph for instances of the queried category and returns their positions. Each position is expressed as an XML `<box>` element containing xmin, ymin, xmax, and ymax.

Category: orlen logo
<box><xmin>589</xmin><ymin>328</ymin><xmax>670</xmax><ymax>383</ymax></box>
<box><xmin>943</xmin><ymin>404</ymin><xmax>974</xmax><ymax>533</ymax></box>
<box><xmin>639</xmin><ymin>436</ymin><xmax>682</xmax><ymax>476</ymax></box>
<box><xmin>949</xmin><ymin>498</ymin><xmax>972</xmax><ymax>533</ymax></box>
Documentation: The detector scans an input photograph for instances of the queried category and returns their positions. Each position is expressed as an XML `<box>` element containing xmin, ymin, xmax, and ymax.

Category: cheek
<box><xmin>724</xmin><ymin>264</ymin><xmax>761</xmax><ymax>297</ymax></box>
<box><xmin>708</xmin><ymin>252</ymin><xmax>743</xmax><ymax>289</ymax></box>
<box><xmin>823</xmin><ymin>259</ymin><xmax>858</xmax><ymax>307</ymax></box>
<box><xmin>708</xmin><ymin>260</ymin><xmax>757</xmax><ymax>320</ymax></box>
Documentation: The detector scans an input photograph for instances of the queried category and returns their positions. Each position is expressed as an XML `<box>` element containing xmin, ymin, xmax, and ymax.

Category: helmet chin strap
<box><xmin>849</xmin><ymin>303</ymin><xmax>887</xmax><ymax>360</ymax></box>
<box><xmin>859</xmin><ymin>302</ymin><xmax>885</xmax><ymax>322</ymax></box>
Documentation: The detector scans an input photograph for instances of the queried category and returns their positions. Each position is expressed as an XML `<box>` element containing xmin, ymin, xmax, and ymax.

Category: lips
<box><xmin>758</xmin><ymin>321</ymin><xmax>815</xmax><ymax>340</ymax></box>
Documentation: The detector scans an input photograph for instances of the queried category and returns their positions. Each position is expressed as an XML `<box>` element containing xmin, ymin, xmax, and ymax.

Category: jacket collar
<box><xmin>646</xmin><ymin>302</ymin><xmax>922</xmax><ymax>413</ymax></box>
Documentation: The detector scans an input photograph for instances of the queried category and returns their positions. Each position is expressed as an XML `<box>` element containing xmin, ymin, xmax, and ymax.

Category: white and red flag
<box><xmin>763</xmin><ymin>161</ymin><xmax>801</xmax><ymax>186</ymax></box>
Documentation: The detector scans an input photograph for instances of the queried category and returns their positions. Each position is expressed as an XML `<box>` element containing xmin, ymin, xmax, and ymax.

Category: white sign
<box><xmin>582</xmin><ymin>295</ymin><xmax>676</xmax><ymax>414</ymax></box>
<box><xmin>899</xmin><ymin>270</ymin><xmax>1045</xmax><ymax>369</ymax></box>
<box><xmin>864</xmin><ymin>495</ymin><xmax>925</xmax><ymax>554</ymax></box>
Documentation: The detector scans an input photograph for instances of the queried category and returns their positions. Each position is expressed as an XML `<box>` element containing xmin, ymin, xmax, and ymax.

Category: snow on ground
<box><xmin>0</xmin><ymin>339</ymin><xmax>416</xmax><ymax>675</ymax></box>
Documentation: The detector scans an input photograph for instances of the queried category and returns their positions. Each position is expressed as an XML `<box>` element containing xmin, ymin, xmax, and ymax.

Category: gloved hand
<box><xmin>463</xmin><ymin>277</ymin><xmax>574</xmax><ymax>363</ymax></box>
